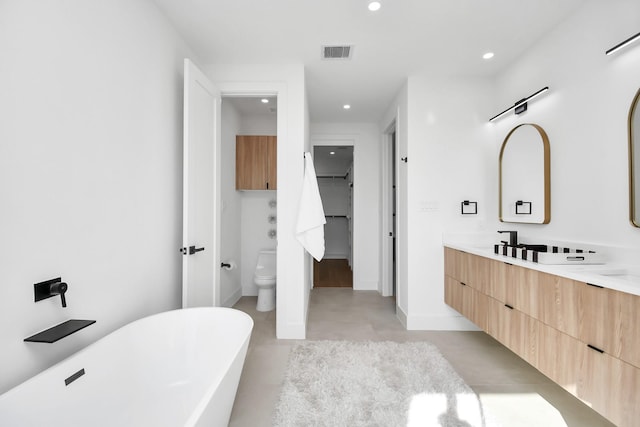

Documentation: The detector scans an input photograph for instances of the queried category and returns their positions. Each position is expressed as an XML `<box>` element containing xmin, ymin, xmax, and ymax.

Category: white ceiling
<box><xmin>152</xmin><ymin>0</ymin><xmax>587</xmax><ymax>122</ymax></box>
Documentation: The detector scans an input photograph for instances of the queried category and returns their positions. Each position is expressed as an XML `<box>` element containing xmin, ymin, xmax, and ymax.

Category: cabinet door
<box><xmin>467</xmin><ymin>254</ymin><xmax>491</xmax><ymax>293</ymax></box>
<box><xmin>266</xmin><ymin>135</ymin><xmax>277</xmax><ymax>189</ymax></box>
<box><xmin>488</xmin><ymin>259</ymin><xmax>508</xmax><ymax>303</ymax></box>
<box><xmin>236</xmin><ymin>135</ymin><xmax>276</xmax><ymax>190</ymax></box>
<box><xmin>535</xmin><ymin>322</ymin><xmax>581</xmax><ymax>395</ymax></box>
<box><xmin>619</xmin><ymin>291</ymin><xmax>640</xmax><ymax>369</ymax></box>
<box><xmin>579</xmin><ymin>282</ymin><xmax>621</xmax><ymax>358</ymax></box>
<box><xmin>444</xmin><ymin>275</ymin><xmax>464</xmax><ymax>314</ymax></box>
<box><xmin>445</xmin><ymin>275</ymin><xmax>488</xmax><ymax>330</ymax></box>
<box><xmin>506</xmin><ymin>264</ymin><xmax>539</xmax><ymax>318</ymax></box>
<box><xmin>488</xmin><ymin>299</ymin><xmax>534</xmax><ymax>362</ymax></box>
<box><xmin>444</xmin><ymin>248</ymin><xmax>457</xmax><ymax>279</ymax></box>
<box><xmin>469</xmin><ymin>289</ymin><xmax>489</xmax><ymax>331</ymax></box>
<box><xmin>455</xmin><ymin>250</ymin><xmax>472</xmax><ymax>284</ymax></box>
<box><xmin>536</xmin><ymin>272</ymin><xmax>580</xmax><ymax>338</ymax></box>
<box><xmin>577</xmin><ymin>344</ymin><xmax>640</xmax><ymax>427</ymax></box>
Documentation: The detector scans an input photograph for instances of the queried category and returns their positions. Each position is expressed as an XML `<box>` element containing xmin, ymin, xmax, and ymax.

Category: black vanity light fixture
<box><xmin>606</xmin><ymin>31</ymin><xmax>640</xmax><ymax>56</ymax></box>
<box><xmin>489</xmin><ymin>87</ymin><xmax>550</xmax><ymax>122</ymax></box>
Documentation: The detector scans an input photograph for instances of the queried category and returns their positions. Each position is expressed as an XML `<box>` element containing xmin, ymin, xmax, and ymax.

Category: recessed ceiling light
<box><xmin>368</xmin><ymin>1</ymin><xmax>381</xmax><ymax>11</ymax></box>
<box><xmin>343</xmin><ymin>104</ymin><xmax>351</xmax><ymax>110</ymax></box>
<box><xmin>261</xmin><ymin>98</ymin><xmax>269</xmax><ymax>103</ymax></box>
<box><xmin>329</xmin><ymin>151</ymin><xmax>336</xmax><ymax>155</ymax></box>
<box><xmin>483</xmin><ymin>52</ymin><xmax>495</xmax><ymax>60</ymax></box>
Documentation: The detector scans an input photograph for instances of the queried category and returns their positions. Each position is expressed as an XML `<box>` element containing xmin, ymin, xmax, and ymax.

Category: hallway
<box><xmin>229</xmin><ymin>289</ymin><xmax>612</xmax><ymax>427</ymax></box>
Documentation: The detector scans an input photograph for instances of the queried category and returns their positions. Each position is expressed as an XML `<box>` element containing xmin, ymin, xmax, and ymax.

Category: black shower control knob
<box><xmin>50</xmin><ymin>282</ymin><xmax>67</xmax><ymax>295</ymax></box>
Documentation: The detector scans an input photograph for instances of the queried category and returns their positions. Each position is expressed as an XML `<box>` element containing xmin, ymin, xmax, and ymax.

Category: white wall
<box><xmin>311</xmin><ymin>123</ymin><xmax>381</xmax><ymax>290</ymax></box>
<box><xmin>488</xmin><ymin>0</ymin><xmax>640</xmax><ymax>250</ymax></box>
<box><xmin>205</xmin><ymin>64</ymin><xmax>308</xmax><ymax>338</ymax></box>
<box><xmin>240</xmin><ymin>192</ymin><xmax>277</xmax><ymax>295</ymax></box>
<box><xmin>220</xmin><ymin>102</ymin><xmax>242</xmax><ymax>306</ymax></box>
<box><xmin>403</xmin><ymin>76</ymin><xmax>494</xmax><ymax>329</ymax></box>
<box><xmin>381</xmin><ymin>76</ymin><xmax>494</xmax><ymax>329</ymax></box>
<box><xmin>0</xmin><ymin>0</ymin><xmax>194</xmax><ymax>393</ymax></box>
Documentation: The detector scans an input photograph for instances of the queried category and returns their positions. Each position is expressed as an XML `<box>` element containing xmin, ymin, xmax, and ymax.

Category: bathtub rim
<box><xmin>1</xmin><ymin>307</ymin><xmax>254</xmax><ymax>403</ymax></box>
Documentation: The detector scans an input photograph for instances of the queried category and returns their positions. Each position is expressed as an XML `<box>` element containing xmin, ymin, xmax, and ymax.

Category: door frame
<box><xmin>310</xmin><ymin>136</ymin><xmax>355</xmax><ymax>288</ymax></box>
<box><xmin>381</xmin><ymin>116</ymin><xmax>398</xmax><ymax>298</ymax></box>
<box><xmin>215</xmin><ymin>83</ymin><xmax>285</xmax><ymax>307</ymax></box>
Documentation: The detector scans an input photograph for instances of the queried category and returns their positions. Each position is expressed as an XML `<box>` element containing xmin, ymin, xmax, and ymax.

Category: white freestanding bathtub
<box><xmin>0</xmin><ymin>307</ymin><xmax>253</xmax><ymax>427</ymax></box>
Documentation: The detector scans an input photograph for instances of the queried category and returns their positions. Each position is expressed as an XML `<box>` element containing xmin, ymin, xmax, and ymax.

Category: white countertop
<box><xmin>443</xmin><ymin>240</ymin><xmax>640</xmax><ymax>297</ymax></box>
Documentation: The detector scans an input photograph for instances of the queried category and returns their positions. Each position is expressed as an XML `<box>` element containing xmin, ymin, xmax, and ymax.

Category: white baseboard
<box><xmin>276</xmin><ymin>322</ymin><xmax>306</xmax><ymax>339</ymax></box>
<box><xmin>222</xmin><ymin>288</ymin><xmax>242</xmax><ymax>308</ymax></box>
<box><xmin>396</xmin><ymin>304</ymin><xmax>408</xmax><ymax>328</ymax></box>
<box><xmin>354</xmin><ymin>280</ymin><xmax>378</xmax><ymax>291</ymax></box>
<box><xmin>323</xmin><ymin>253</ymin><xmax>349</xmax><ymax>259</ymax></box>
<box><xmin>406</xmin><ymin>314</ymin><xmax>480</xmax><ymax>331</ymax></box>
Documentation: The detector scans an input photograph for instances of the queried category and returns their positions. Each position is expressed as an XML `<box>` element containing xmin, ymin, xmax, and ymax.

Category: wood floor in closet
<box><xmin>313</xmin><ymin>259</ymin><xmax>353</xmax><ymax>288</ymax></box>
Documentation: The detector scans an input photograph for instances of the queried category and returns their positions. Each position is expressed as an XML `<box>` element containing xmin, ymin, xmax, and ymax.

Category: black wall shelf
<box><xmin>24</xmin><ymin>319</ymin><xmax>96</xmax><ymax>343</ymax></box>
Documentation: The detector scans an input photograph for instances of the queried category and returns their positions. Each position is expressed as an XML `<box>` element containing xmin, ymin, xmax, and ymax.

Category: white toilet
<box><xmin>254</xmin><ymin>250</ymin><xmax>276</xmax><ymax>312</ymax></box>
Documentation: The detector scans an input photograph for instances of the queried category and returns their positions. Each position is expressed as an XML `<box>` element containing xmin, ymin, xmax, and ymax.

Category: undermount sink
<box><xmin>494</xmin><ymin>243</ymin><xmax>605</xmax><ymax>265</ymax></box>
<box><xmin>592</xmin><ymin>269</ymin><xmax>640</xmax><ymax>282</ymax></box>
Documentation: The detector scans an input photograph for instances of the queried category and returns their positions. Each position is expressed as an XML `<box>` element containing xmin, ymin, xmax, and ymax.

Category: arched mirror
<box><xmin>499</xmin><ymin>123</ymin><xmax>550</xmax><ymax>224</ymax></box>
<box><xmin>629</xmin><ymin>88</ymin><xmax>640</xmax><ymax>227</ymax></box>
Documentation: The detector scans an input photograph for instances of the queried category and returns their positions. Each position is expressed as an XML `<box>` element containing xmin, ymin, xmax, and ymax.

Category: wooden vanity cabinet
<box><xmin>619</xmin><ymin>292</ymin><xmax>640</xmax><ymax>369</ymax></box>
<box><xmin>236</xmin><ymin>135</ymin><xmax>277</xmax><ymax>190</ymax></box>
<box><xmin>444</xmin><ymin>247</ymin><xmax>640</xmax><ymax>426</ymax></box>
<box><xmin>578</xmin><ymin>283</ymin><xmax>621</xmax><ymax>358</ymax></box>
<box><xmin>444</xmin><ymin>248</ymin><xmax>490</xmax><ymax>293</ymax></box>
<box><xmin>536</xmin><ymin>272</ymin><xmax>580</xmax><ymax>338</ymax></box>
<box><xmin>444</xmin><ymin>274</ymin><xmax>488</xmax><ymax>330</ymax></box>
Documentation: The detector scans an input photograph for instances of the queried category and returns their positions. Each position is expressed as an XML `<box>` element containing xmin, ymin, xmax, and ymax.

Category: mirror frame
<box><xmin>629</xmin><ymin>88</ymin><xmax>640</xmax><ymax>228</ymax></box>
<box><xmin>499</xmin><ymin>123</ymin><xmax>551</xmax><ymax>224</ymax></box>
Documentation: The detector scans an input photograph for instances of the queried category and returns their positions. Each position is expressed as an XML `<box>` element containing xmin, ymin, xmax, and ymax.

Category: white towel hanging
<box><xmin>295</xmin><ymin>152</ymin><xmax>326</xmax><ymax>261</ymax></box>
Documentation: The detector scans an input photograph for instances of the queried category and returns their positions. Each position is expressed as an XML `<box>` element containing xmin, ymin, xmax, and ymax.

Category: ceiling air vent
<box><xmin>322</xmin><ymin>45</ymin><xmax>353</xmax><ymax>60</ymax></box>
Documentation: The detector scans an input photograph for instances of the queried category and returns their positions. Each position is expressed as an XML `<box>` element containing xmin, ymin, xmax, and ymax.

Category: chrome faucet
<box><xmin>497</xmin><ymin>230</ymin><xmax>518</xmax><ymax>246</ymax></box>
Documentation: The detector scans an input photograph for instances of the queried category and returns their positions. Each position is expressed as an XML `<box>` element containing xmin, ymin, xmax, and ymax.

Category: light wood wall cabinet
<box><xmin>444</xmin><ymin>247</ymin><xmax>640</xmax><ymax>426</ymax></box>
<box><xmin>236</xmin><ymin>135</ymin><xmax>277</xmax><ymax>190</ymax></box>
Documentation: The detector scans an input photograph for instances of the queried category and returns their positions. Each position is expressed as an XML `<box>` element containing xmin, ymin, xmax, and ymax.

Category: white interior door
<box><xmin>181</xmin><ymin>59</ymin><xmax>221</xmax><ymax>308</ymax></box>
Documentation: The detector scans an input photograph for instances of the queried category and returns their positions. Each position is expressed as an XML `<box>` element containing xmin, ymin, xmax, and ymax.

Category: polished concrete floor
<box><xmin>229</xmin><ymin>289</ymin><xmax>614</xmax><ymax>427</ymax></box>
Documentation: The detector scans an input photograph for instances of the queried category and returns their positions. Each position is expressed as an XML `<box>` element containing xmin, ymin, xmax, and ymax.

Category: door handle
<box><xmin>188</xmin><ymin>246</ymin><xmax>205</xmax><ymax>255</ymax></box>
<box><xmin>179</xmin><ymin>246</ymin><xmax>205</xmax><ymax>255</ymax></box>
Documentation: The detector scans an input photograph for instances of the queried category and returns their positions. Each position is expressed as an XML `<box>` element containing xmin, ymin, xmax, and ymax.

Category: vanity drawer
<box><xmin>536</xmin><ymin>272</ymin><xmax>580</xmax><ymax>338</ymax></box>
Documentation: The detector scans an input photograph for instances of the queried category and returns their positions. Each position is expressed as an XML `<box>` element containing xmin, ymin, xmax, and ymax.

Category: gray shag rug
<box><xmin>273</xmin><ymin>341</ymin><xmax>499</xmax><ymax>427</ymax></box>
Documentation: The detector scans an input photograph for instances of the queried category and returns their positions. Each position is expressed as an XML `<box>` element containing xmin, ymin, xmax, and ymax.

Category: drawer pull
<box><xmin>460</xmin><ymin>282</ymin><xmax>467</xmax><ymax>286</ymax></box>
<box><xmin>504</xmin><ymin>304</ymin><xmax>514</xmax><ymax>310</ymax></box>
<box><xmin>586</xmin><ymin>283</ymin><xmax>604</xmax><ymax>289</ymax></box>
<box><xmin>587</xmin><ymin>344</ymin><xmax>605</xmax><ymax>354</ymax></box>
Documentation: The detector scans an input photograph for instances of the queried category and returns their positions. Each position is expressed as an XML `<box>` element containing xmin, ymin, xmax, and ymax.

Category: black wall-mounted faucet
<box><xmin>497</xmin><ymin>230</ymin><xmax>518</xmax><ymax>246</ymax></box>
<box><xmin>34</xmin><ymin>277</ymin><xmax>68</xmax><ymax>308</ymax></box>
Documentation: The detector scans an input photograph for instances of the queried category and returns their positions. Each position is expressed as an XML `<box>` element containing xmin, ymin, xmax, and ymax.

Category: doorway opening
<box><xmin>220</xmin><ymin>95</ymin><xmax>278</xmax><ymax>310</ymax></box>
<box><xmin>313</xmin><ymin>145</ymin><xmax>353</xmax><ymax>288</ymax></box>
